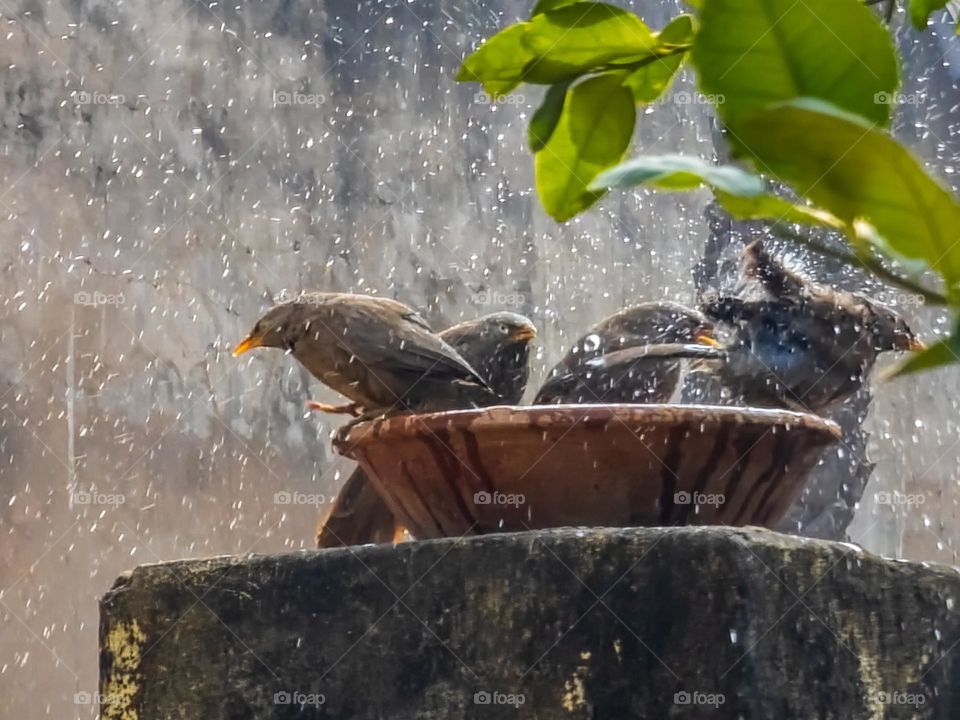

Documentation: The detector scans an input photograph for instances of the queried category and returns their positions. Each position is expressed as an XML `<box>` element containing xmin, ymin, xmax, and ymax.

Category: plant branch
<box><xmin>770</xmin><ymin>224</ymin><xmax>949</xmax><ymax>305</ymax></box>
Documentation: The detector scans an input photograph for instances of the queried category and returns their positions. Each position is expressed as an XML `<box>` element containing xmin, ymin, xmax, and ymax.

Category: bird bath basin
<box><xmin>332</xmin><ymin>404</ymin><xmax>841</xmax><ymax>539</ymax></box>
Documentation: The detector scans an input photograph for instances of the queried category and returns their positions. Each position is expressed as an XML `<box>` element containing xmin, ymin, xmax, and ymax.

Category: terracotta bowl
<box><xmin>332</xmin><ymin>404</ymin><xmax>841</xmax><ymax>540</ymax></box>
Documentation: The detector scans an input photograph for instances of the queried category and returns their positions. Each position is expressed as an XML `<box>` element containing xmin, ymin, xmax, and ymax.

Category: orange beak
<box><xmin>232</xmin><ymin>334</ymin><xmax>263</xmax><ymax>357</ymax></box>
<box><xmin>907</xmin><ymin>338</ymin><xmax>927</xmax><ymax>352</ymax></box>
<box><xmin>694</xmin><ymin>329</ymin><xmax>721</xmax><ymax>348</ymax></box>
<box><xmin>511</xmin><ymin>325</ymin><xmax>537</xmax><ymax>343</ymax></box>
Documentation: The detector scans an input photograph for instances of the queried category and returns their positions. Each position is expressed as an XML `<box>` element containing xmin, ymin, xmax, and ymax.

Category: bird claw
<box><xmin>305</xmin><ymin>400</ymin><xmax>363</xmax><ymax>417</ymax></box>
<box><xmin>332</xmin><ymin>415</ymin><xmax>372</xmax><ymax>444</ymax></box>
<box><xmin>332</xmin><ymin>423</ymin><xmax>352</xmax><ymax>445</ymax></box>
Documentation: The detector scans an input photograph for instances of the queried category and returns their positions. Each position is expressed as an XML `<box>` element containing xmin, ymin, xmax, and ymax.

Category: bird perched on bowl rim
<box><xmin>700</xmin><ymin>240</ymin><xmax>925</xmax><ymax>412</ymax></box>
<box><xmin>314</xmin><ymin>311</ymin><xmax>538</xmax><ymax>548</ymax></box>
<box><xmin>534</xmin><ymin>301</ymin><xmax>720</xmax><ymax>405</ymax></box>
<box><xmin>233</xmin><ymin>292</ymin><xmax>493</xmax><ymax>418</ymax></box>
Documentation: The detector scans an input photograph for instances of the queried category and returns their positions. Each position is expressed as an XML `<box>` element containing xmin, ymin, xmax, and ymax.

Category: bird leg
<box><xmin>330</xmin><ymin>407</ymin><xmax>395</xmax><ymax>444</ymax></box>
<box><xmin>305</xmin><ymin>400</ymin><xmax>363</xmax><ymax>417</ymax></box>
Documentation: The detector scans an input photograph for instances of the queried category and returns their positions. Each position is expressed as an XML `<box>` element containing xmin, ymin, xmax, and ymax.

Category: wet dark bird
<box><xmin>702</xmin><ymin>240</ymin><xmax>924</xmax><ymax>412</ymax></box>
<box><xmin>233</xmin><ymin>293</ymin><xmax>493</xmax><ymax>416</ymax></box>
<box><xmin>534</xmin><ymin>302</ymin><xmax>720</xmax><ymax>405</ymax></box>
<box><xmin>314</xmin><ymin>311</ymin><xmax>537</xmax><ymax>548</ymax></box>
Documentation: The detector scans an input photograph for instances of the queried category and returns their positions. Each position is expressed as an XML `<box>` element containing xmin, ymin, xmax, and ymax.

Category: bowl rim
<box><xmin>334</xmin><ymin>403</ymin><xmax>842</xmax><ymax>451</ymax></box>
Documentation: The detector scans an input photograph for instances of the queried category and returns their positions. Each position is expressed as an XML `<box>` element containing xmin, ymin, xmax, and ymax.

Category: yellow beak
<box><xmin>908</xmin><ymin>338</ymin><xmax>927</xmax><ymax>352</ymax></box>
<box><xmin>232</xmin><ymin>334</ymin><xmax>262</xmax><ymax>357</ymax></box>
<box><xmin>695</xmin><ymin>332</ymin><xmax>722</xmax><ymax>348</ymax></box>
<box><xmin>511</xmin><ymin>326</ymin><xmax>537</xmax><ymax>343</ymax></box>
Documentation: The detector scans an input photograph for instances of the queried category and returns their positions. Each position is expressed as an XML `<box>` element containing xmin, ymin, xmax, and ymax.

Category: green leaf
<box><xmin>531</xmin><ymin>0</ymin><xmax>583</xmax><ymax>15</ymax></box>
<box><xmin>591</xmin><ymin>154</ymin><xmax>762</xmax><ymax>193</ymax></box>
<box><xmin>588</xmin><ymin>154</ymin><xmax>842</xmax><ymax>228</ymax></box>
<box><xmin>521</xmin><ymin>3</ymin><xmax>657</xmax><ymax>83</ymax></box>
<box><xmin>528</xmin><ymin>80</ymin><xmax>572</xmax><ymax>152</ymax></box>
<box><xmin>693</xmin><ymin>0</ymin><xmax>899</xmax><ymax>126</ymax></box>
<box><xmin>622</xmin><ymin>54</ymin><xmax>686</xmax><ymax>103</ymax></box>
<box><xmin>732</xmin><ymin>100</ymin><xmax>960</xmax><ymax>294</ymax></box>
<box><xmin>910</xmin><ymin>0</ymin><xmax>949</xmax><ymax>29</ymax></box>
<box><xmin>656</xmin><ymin>13</ymin><xmax>697</xmax><ymax>46</ymax></box>
<box><xmin>536</xmin><ymin>73</ymin><xmax>636</xmax><ymax>221</ymax></box>
<box><xmin>885</xmin><ymin>323</ymin><xmax>960</xmax><ymax>378</ymax></box>
<box><xmin>458</xmin><ymin>4</ymin><xmax>661</xmax><ymax>91</ymax></box>
<box><xmin>715</xmin><ymin>191</ymin><xmax>843</xmax><ymax>228</ymax></box>
<box><xmin>457</xmin><ymin>23</ymin><xmax>535</xmax><ymax>96</ymax></box>
<box><xmin>622</xmin><ymin>15</ymin><xmax>695</xmax><ymax>103</ymax></box>
<box><xmin>850</xmin><ymin>219</ymin><xmax>932</xmax><ymax>278</ymax></box>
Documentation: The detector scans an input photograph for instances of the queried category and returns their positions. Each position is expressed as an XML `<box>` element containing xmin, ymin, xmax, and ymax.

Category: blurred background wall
<box><xmin>0</xmin><ymin>0</ymin><xmax>957</xmax><ymax>715</ymax></box>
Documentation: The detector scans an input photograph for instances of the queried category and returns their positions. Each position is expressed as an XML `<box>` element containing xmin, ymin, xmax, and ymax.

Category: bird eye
<box><xmin>499</xmin><ymin>324</ymin><xmax>509</xmax><ymax>334</ymax></box>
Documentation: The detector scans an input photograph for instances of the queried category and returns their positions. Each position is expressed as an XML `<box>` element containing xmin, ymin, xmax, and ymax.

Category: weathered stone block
<box><xmin>99</xmin><ymin>527</ymin><xmax>960</xmax><ymax>719</ymax></box>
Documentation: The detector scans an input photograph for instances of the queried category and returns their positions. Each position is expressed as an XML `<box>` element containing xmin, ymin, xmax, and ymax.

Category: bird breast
<box><xmin>292</xmin><ymin>334</ymin><xmax>388</xmax><ymax>409</ymax></box>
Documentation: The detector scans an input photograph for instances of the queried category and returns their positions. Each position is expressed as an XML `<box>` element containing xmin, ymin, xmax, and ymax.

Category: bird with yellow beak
<box><xmin>233</xmin><ymin>292</ymin><xmax>493</xmax><ymax>416</ymax></box>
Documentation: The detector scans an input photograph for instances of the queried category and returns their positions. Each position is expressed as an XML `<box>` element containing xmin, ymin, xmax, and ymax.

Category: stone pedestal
<box><xmin>99</xmin><ymin>527</ymin><xmax>960</xmax><ymax>719</ymax></box>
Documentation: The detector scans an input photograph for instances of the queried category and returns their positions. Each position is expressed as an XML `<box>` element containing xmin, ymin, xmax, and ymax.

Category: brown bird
<box><xmin>233</xmin><ymin>293</ymin><xmax>493</xmax><ymax>416</ymax></box>
<box><xmin>438</xmin><ymin>311</ymin><xmax>536</xmax><ymax>406</ymax></box>
<box><xmin>702</xmin><ymin>241</ymin><xmax>924</xmax><ymax>412</ymax></box>
<box><xmin>534</xmin><ymin>302</ymin><xmax>718</xmax><ymax>405</ymax></box>
<box><xmin>314</xmin><ymin>311</ymin><xmax>537</xmax><ymax>548</ymax></box>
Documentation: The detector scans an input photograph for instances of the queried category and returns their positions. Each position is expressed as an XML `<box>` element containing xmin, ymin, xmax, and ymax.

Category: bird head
<box><xmin>616</xmin><ymin>302</ymin><xmax>718</xmax><ymax>348</ymax></box>
<box><xmin>233</xmin><ymin>303</ymin><xmax>308</xmax><ymax>356</ymax></box>
<box><xmin>869</xmin><ymin>306</ymin><xmax>925</xmax><ymax>353</ymax></box>
<box><xmin>443</xmin><ymin>312</ymin><xmax>537</xmax><ymax>350</ymax></box>
<box><xmin>441</xmin><ymin>312</ymin><xmax>537</xmax><ymax>404</ymax></box>
<box><xmin>487</xmin><ymin>312</ymin><xmax>537</xmax><ymax>345</ymax></box>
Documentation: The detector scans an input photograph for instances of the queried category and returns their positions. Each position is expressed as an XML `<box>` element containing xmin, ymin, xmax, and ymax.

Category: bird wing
<box><xmin>702</xmin><ymin>295</ymin><xmax>819</xmax><ymax>326</ymax></box>
<box><xmin>325</xmin><ymin>296</ymin><xmax>489</xmax><ymax>387</ymax></box>
<box><xmin>533</xmin><ymin>371</ymin><xmax>580</xmax><ymax>403</ymax></box>
<box><xmin>535</xmin><ymin>343</ymin><xmax>721</xmax><ymax>404</ymax></box>
<box><xmin>586</xmin><ymin>343</ymin><xmax>726</xmax><ymax>368</ymax></box>
<box><xmin>315</xmin><ymin>466</ymin><xmax>397</xmax><ymax>548</ymax></box>
<box><xmin>438</xmin><ymin>319</ymin><xmax>483</xmax><ymax>349</ymax></box>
